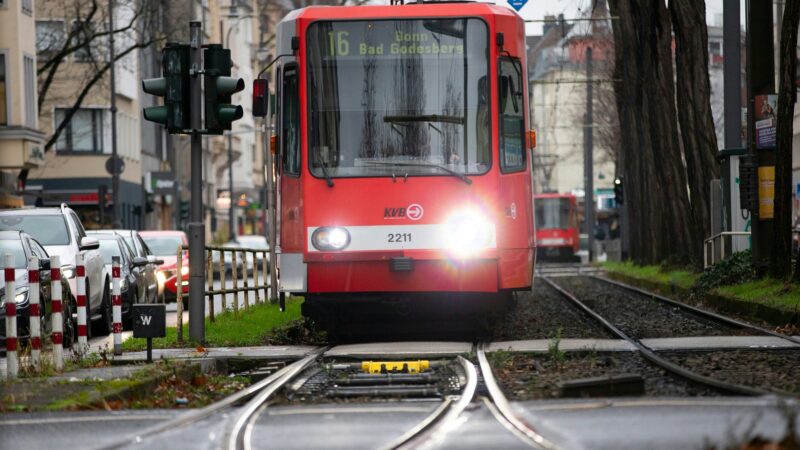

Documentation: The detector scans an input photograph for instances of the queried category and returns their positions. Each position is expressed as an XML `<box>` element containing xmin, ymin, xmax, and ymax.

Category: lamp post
<box><xmin>224</xmin><ymin>11</ymin><xmax>254</xmax><ymax>242</ymax></box>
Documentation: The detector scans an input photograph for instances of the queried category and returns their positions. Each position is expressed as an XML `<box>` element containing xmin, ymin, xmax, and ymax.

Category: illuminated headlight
<box><xmin>312</xmin><ymin>227</ymin><xmax>351</xmax><ymax>251</ymax></box>
<box><xmin>180</xmin><ymin>266</ymin><xmax>189</xmax><ymax>276</ymax></box>
<box><xmin>156</xmin><ymin>270</ymin><xmax>166</xmax><ymax>284</ymax></box>
<box><xmin>15</xmin><ymin>291</ymin><xmax>27</xmax><ymax>304</ymax></box>
<box><xmin>62</xmin><ymin>267</ymin><xmax>75</xmax><ymax>279</ymax></box>
<box><xmin>446</xmin><ymin>211</ymin><xmax>493</xmax><ymax>256</ymax></box>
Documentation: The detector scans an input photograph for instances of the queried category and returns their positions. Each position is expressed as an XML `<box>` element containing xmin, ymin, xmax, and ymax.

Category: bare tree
<box><xmin>774</xmin><ymin>0</ymin><xmax>800</xmax><ymax>280</ymax></box>
<box><xmin>670</xmin><ymin>0</ymin><xmax>721</xmax><ymax>268</ymax></box>
<box><xmin>35</xmin><ymin>0</ymin><xmax>165</xmax><ymax>152</ymax></box>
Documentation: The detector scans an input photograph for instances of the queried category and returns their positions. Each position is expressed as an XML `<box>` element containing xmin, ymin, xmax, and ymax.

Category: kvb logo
<box><xmin>140</xmin><ymin>315</ymin><xmax>152</xmax><ymax>326</ymax></box>
<box><xmin>406</xmin><ymin>204</ymin><xmax>423</xmax><ymax>221</ymax></box>
<box><xmin>384</xmin><ymin>207</ymin><xmax>406</xmax><ymax>219</ymax></box>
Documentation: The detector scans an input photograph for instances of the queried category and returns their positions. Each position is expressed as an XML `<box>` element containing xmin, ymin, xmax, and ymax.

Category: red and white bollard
<box><xmin>4</xmin><ymin>253</ymin><xmax>18</xmax><ymax>379</ymax></box>
<box><xmin>27</xmin><ymin>256</ymin><xmax>41</xmax><ymax>369</ymax></box>
<box><xmin>50</xmin><ymin>255</ymin><xmax>64</xmax><ymax>370</ymax></box>
<box><xmin>76</xmin><ymin>252</ymin><xmax>88</xmax><ymax>350</ymax></box>
<box><xmin>112</xmin><ymin>256</ymin><xmax>122</xmax><ymax>355</ymax></box>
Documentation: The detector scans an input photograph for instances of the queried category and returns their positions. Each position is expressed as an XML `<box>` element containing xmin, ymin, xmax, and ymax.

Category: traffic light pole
<box><xmin>188</xmin><ymin>21</ymin><xmax>205</xmax><ymax>343</ymax></box>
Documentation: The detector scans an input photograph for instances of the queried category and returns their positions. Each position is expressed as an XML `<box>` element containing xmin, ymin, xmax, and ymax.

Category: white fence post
<box><xmin>76</xmin><ymin>252</ymin><xmax>88</xmax><ymax>350</ymax></box>
<box><xmin>27</xmin><ymin>256</ymin><xmax>41</xmax><ymax>369</ymax></box>
<box><xmin>4</xmin><ymin>253</ymin><xmax>18</xmax><ymax>379</ymax></box>
<box><xmin>112</xmin><ymin>256</ymin><xmax>122</xmax><ymax>355</ymax></box>
<box><xmin>50</xmin><ymin>255</ymin><xmax>64</xmax><ymax>370</ymax></box>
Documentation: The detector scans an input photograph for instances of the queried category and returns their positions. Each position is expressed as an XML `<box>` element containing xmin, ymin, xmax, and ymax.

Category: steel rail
<box><xmin>589</xmin><ymin>274</ymin><xmax>800</xmax><ymax>345</ymax></box>
<box><xmin>92</xmin><ymin>348</ymin><xmax>325</xmax><ymax>450</ymax></box>
<box><xmin>541</xmin><ymin>277</ymin><xmax>774</xmax><ymax>397</ymax></box>
<box><xmin>228</xmin><ymin>351</ymin><xmax>324</xmax><ymax>450</ymax></box>
<box><xmin>477</xmin><ymin>343</ymin><xmax>559</xmax><ymax>449</ymax></box>
<box><xmin>382</xmin><ymin>356</ymin><xmax>478</xmax><ymax>450</ymax></box>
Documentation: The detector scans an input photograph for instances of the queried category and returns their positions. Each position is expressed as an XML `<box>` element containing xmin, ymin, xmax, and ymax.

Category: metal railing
<box><xmin>703</xmin><ymin>231</ymin><xmax>751</xmax><ymax>268</ymax></box>
<box><xmin>175</xmin><ymin>245</ymin><xmax>272</xmax><ymax>343</ymax></box>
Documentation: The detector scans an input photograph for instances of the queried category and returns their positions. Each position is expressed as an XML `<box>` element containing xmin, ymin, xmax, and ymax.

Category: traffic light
<box><xmin>614</xmin><ymin>176</ymin><xmax>624</xmax><ymax>205</ymax></box>
<box><xmin>142</xmin><ymin>43</ymin><xmax>190</xmax><ymax>133</ymax></box>
<box><xmin>204</xmin><ymin>45</ymin><xmax>244</xmax><ymax>134</ymax></box>
<box><xmin>179</xmin><ymin>200</ymin><xmax>189</xmax><ymax>222</ymax></box>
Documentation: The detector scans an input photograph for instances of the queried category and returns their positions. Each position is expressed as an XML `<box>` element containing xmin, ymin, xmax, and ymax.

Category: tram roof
<box><xmin>284</xmin><ymin>2</ymin><xmax>521</xmax><ymax>23</ymax></box>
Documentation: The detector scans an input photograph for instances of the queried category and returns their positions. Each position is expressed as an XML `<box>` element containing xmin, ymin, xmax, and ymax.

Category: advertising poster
<box><xmin>758</xmin><ymin>166</ymin><xmax>775</xmax><ymax>219</ymax></box>
<box><xmin>754</xmin><ymin>94</ymin><xmax>777</xmax><ymax>149</ymax></box>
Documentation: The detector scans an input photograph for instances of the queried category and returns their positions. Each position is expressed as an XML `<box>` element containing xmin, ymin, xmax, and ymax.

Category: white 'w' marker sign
<box><xmin>140</xmin><ymin>315</ymin><xmax>152</xmax><ymax>326</ymax></box>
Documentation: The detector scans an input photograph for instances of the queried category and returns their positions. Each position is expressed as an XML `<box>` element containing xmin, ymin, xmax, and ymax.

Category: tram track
<box><xmin>541</xmin><ymin>276</ymin><xmax>797</xmax><ymax>397</ymax></box>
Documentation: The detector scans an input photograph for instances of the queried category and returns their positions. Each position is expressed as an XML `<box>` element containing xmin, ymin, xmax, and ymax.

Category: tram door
<box><xmin>497</xmin><ymin>56</ymin><xmax>534</xmax><ymax>287</ymax></box>
<box><xmin>278</xmin><ymin>64</ymin><xmax>304</xmax><ymax>251</ymax></box>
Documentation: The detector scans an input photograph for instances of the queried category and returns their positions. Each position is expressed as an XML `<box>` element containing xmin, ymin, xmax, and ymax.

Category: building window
<box><xmin>72</xmin><ymin>21</ymin><xmax>103</xmax><ymax>62</ymax></box>
<box><xmin>0</xmin><ymin>54</ymin><xmax>6</xmax><ymax>126</ymax></box>
<box><xmin>36</xmin><ymin>21</ymin><xmax>66</xmax><ymax>60</ymax></box>
<box><xmin>24</xmin><ymin>55</ymin><xmax>36</xmax><ymax>128</ymax></box>
<box><xmin>21</xmin><ymin>0</ymin><xmax>32</xmax><ymax>15</ymax></box>
<box><xmin>55</xmin><ymin>108</ymin><xmax>104</xmax><ymax>153</ymax></box>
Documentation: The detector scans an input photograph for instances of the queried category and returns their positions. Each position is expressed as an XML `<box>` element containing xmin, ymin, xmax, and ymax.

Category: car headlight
<box><xmin>15</xmin><ymin>291</ymin><xmax>27</xmax><ymax>304</ymax></box>
<box><xmin>312</xmin><ymin>227</ymin><xmax>351</xmax><ymax>251</ymax></box>
<box><xmin>180</xmin><ymin>265</ymin><xmax>189</xmax><ymax>276</ymax></box>
<box><xmin>156</xmin><ymin>270</ymin><xmax>166</xmax><ymax>284</ymax></box>
<box><xmin>445</xmin><ymin>210</ymin><xmax>493</xmax><ymax>256</ymax></box>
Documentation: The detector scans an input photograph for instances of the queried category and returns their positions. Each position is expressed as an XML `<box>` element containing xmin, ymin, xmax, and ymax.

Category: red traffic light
<box><xmin>253</xmin><ymin>78</ymin><xmax>269</xmax><ymax>117</ymax></box>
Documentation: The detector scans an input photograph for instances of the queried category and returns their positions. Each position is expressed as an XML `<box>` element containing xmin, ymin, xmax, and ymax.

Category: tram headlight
<box><xmin>446</xmin><ymin>210</ymin><xmax>493</xmax><ymax>256</ymax></box>
<box><xmin>312</xmin><ymin>227</ymin><xmax>351</xmax><ymax>251</ymax></box>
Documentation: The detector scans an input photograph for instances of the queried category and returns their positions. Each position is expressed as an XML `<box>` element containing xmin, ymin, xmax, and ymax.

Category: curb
<box><xmin>604</xmin><ymin>272</ymin><xmax>798</xmax><ymax>326</ymax></box>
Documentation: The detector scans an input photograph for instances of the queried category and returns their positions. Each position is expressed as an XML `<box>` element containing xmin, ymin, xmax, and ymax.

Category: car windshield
<box><xmin>141</xmin><ymin>236</ymin><xmax>183</xmax><ymax>256</ymax></box>
<box><xmin>306</xmin><ymin>19</ymin><xmax>490</xmax><ymax>179</ymax></box>
<box><xmin>98</xmin><ymin>239</ymin><xmax>124</xmax><ymax>265</ymax></box>
<box><xmin>535</xmin><ymin>198</ymin><xmax>572</xmax><ymax>230</ymax></box>
<box><xmin>0</xmin><ymin>214</ymin><xmax>70</xmax><ymax>246</ymax></box>
<box><xmin>0</xmin><ymin>240</ymin><xmax>27</xmax><ymax>268</ymax></box>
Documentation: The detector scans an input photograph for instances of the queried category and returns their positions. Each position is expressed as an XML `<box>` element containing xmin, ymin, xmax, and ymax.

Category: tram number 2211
<box><xmin>387</xmin><ymin>233</ymin><xmax>412</xmax><ymax>243</ymax></box>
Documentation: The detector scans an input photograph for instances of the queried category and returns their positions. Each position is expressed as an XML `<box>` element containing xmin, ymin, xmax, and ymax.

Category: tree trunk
<box><xmin>608</xmin><ymin>0</ymin><xmax>695</xmax><ymax>265</ymax></box>
<box><xmin>670</xmin><ymin>0</ymin><xmax>721</xmax><ymax>268</ymax></box>
<box><xmin>775</xmin><ymin>0</ymin><xmax>800</xmax><ymax>280</ymax></box>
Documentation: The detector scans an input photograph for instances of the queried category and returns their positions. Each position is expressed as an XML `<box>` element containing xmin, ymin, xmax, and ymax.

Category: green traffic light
<box><xmin>216</xmin><ymin>77</ymin><xmax>245</xmax><ymax>95</ymax></box>
<box><xmin>142</xmin><ymin>78</ymin><xmax>167</xmax><ymax>96</ymax></box>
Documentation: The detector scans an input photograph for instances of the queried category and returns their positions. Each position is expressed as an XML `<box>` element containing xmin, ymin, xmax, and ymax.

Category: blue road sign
<box><xmin>507</xmin><ymin>0</ymin><xmax>527</xmax><ymax>11</ymax></box>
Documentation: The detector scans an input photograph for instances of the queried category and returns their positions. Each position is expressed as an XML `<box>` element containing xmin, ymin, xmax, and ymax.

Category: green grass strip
<box><xmin>601</xmin><ymin>261</ymin><xmax>698</xmax><ymax>289</ymax></box>
<box><xmin>121</xmin><ymin>298</ymin><xmax>303</xmax><ymax>351</ymax></box>
<box><xmin>716</xmin><ymin>279</ymin><xmax>800</xmax><ymax>312</ymax></box>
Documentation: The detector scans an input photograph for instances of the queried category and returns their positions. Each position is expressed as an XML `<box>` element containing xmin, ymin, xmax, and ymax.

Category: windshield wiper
<box><xmin>312</xmin><ymin>149</ymin><xmax>334</xmax><ymax>187</ymax></box>
<box><xmin>362</xmin><ymin>161</ymin><xmax>472</xmax><ymax>185</ymax></box>
<box><xmin>383</xmin><ymin>114</ymin><xmax>465</xmax><ymax>125</ymax></box>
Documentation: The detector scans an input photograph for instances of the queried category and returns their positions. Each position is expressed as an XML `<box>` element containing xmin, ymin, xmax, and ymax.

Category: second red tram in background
<box><xmin>534</xmin><ymin>193</ymin><xmax>580</xmax><ymax>261</ymax></box>
<box><xmin>265</xmin><ymin>2</ymin><xmax>536</xmax><ymax>318</ymax></box>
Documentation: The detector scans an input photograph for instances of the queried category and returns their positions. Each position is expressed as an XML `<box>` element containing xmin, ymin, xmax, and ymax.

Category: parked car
<box><xmin>0</xmin><ymin>231</ymin><xmax>75</xmax><ymax>351</ymax></box>
<box><xmin>0</xmin><ymin>205</ymin><xmax>111</xmax><ymax>336</ymax></box>
<box><xmin>88</xmin><ymin>230</ymin><xmax>162</xmax><ymax>303</ymax></box>
<box><xmin>237</xmin><ymin>234</ymin><xmax>270</xmax><ymax>269</ymax></box>
<box><xmin>139</xmin><ymin>231</ymin><xmax>188</xmax><ymax>302</ymax></box>
<box><xmin>93</xmin><ymin>234</ymin><xmax>151</xmax><ymax>328</ymax></box>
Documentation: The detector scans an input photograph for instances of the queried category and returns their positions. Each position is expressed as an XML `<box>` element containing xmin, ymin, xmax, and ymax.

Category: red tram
<box><xmin>267</xmin><ymin>3</ymin><xmax>536</xmax><ymax>316</ymax></box>
<box><xmin>534</xmin><ymin>193</ymin><xmax>580</xmax><ymax>260</ymax></box>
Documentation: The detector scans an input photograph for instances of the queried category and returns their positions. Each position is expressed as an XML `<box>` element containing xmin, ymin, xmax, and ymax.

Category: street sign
<box><xmin>105</xmin><ymin>155</ymin><xmax>125</xmax><ymax>175</ymax></box>
<box><xmin>147</xmin><ymin>171</ymin><xmax>176</xmax><ymax>195</ymax></box>
<box><xmin>507</xmin><ymin>0</ymin><xmax>527</xmax><ymax>11</ymax></box>
<box><xmin>133</xmin><ymin>304</ymin><xmax>166</xmax><ymax>338</ymax></box>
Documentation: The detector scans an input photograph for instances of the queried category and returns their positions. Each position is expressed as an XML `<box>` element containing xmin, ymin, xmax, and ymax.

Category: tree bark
<box><xmin>608</xmin><ymin>0</ymin><xmax>695</xmax><ymax>265</ymax></box>
<box><xmin>775</xmin><ymin>0</ymin><xmax>800</xmax><ymax>280</ymax></box>
<box><xmin>670</xmin><ymin>0</ymin><xmax>721</xmax><ymax>268</ymax></box>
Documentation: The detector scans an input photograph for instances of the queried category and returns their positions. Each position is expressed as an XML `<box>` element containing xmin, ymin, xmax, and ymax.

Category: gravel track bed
<box><xmin>490</xmin><ymin>281</ymin><xmax>613</xmax><ymax>340</ymax></box>
<box><xmin>662</xmin><ymin>349</ymin><xmax>800</xmax><ymax>394</ymax></box>
<box><xmin>553</xmin><ymin>276</ymin><xmax>759</xmax><ymax>339</ymax></box>
<box><xmin>490</xmin><ymin>351</ymin><xmax>723</xmax><ymax>400</ymax></box>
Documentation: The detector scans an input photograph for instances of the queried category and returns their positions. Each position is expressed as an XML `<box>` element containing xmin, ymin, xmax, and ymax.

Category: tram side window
<box><xmin>282</xmin><ymin>66</ymin><xmax>300</xmax><ymax>175</ymax></box>
<box><xmin>499</xmin><ymin>58</ymin><xmax>525</xmax><ymax>173</ymax></box>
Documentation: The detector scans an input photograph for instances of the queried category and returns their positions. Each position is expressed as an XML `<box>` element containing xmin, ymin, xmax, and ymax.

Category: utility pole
<box><xmin>721</xmin><ymin>0</ymin><xmax>743</xmax><ymax>236</ymax></box>
<box><xmin>228</xmin><ymin>132</ymin><xmax>236</xmax><ymax>241</ymax></box>
<box><xmin>187</xmin><ymin>21</ymin><xmax>205</xmax><ymax>343</ymax></box>
<box><xmin>746</xmin><ymin>1</ymin><xmax>775</xmax><ymax>270</ymax></box>
<box><xmin>109</xmin><ymin>0</ymin><xmax>121</xmax><ymax>228</ymax></box>
<box><xmin>584</xmin><ymin>46</ymin><xmax>594</xmax><ymax>262</ymax></box>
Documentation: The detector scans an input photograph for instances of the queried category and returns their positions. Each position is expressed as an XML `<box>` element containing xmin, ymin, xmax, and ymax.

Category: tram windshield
<box><xmin>535</xmin><ymin>197</ymin><xmax>572</xmax><ymax>230</ymax></box>
<box><xmin>306</xmin><ymin>19</ymin><xmax>490</xmax><ymax>179</ymax></box>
